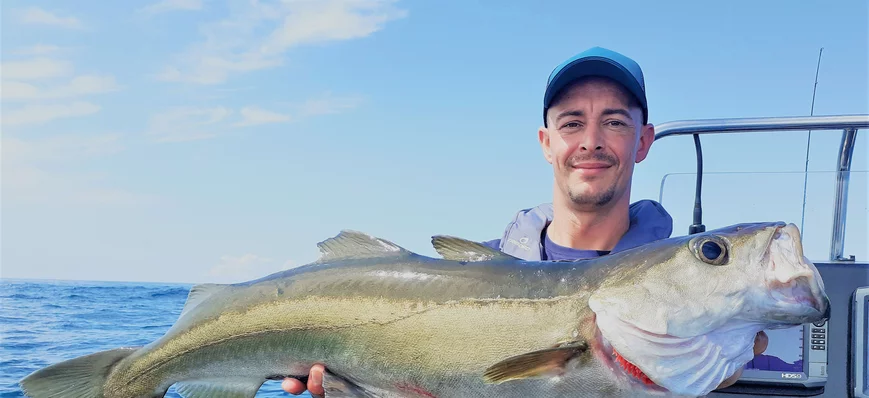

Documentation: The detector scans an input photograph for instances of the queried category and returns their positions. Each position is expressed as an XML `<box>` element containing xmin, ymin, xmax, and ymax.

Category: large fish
<box><xmin>19</xmin><ymin>221</ymin><xmax>829</xmax><ymax>398</ymax></box>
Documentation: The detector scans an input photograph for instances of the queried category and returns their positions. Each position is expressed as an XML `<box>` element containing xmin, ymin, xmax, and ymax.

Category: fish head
<box><xmin>586</xmin><ymin>221</ymin><xmax>829</xmax><ymax>397</ymax></box>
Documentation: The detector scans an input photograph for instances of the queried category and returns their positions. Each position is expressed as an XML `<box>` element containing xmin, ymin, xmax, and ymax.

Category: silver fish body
<box><xmin>19</xmin><ymin>221</ymin><xmax>830</xmax><ymax>398</ymax></box>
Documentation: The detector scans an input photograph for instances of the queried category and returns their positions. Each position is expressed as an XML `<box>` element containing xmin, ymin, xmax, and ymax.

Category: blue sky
<box><xmin>2</xmin><ymin>0</ymin><xmax>867</xmax><ymax>284</ymax></box>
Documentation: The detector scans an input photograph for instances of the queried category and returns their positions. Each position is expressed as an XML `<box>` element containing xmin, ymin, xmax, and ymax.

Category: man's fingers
<box><xmin>281</xmin><ymin>378</ymin><xmax>306</xmax><ymax>395</ymax></box>
<box><xmin>754</xmin><ymin>331</ymin><xmax>768</xmax><ymax>356</ymax></box>
<box><xmin>279</xmin><ymin>365</ymin><xmax>327</xmax><ymax>396</ymax></box>
<box><xmin>308</xmin><ymin>364</ymin><xmax>326</xmax><ymax>397</ymax></box>
<box><xmin>717</xmin><ymin>367</ymin><xmax>743</xmax><ymax>389</ymax></box>
<box><xmin>717</xmin><ymin>331</ymin><xmax>768</xmax><ymax>391</ymax></box>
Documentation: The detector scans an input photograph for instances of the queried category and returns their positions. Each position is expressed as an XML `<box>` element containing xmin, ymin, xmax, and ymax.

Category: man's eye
<box><xmin>606</xmin><ymin>120</ymin><xmax>626</xmax><ymax>127</ymax></box>
<box><xmin>561</xmin><ymin>122</ymin><xmax>581</xmax><ymax>129</ymax></box>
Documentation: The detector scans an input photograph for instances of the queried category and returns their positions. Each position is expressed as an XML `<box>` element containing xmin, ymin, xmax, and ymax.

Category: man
<box><xmin>282</xmin><ymin>46</ymin><xmax>767</xmax><ymax>396</ymax></box>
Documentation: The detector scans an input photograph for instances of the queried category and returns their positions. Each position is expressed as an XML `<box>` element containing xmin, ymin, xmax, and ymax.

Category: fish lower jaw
<box><xmin>765</xmin><ymin>275</ymin><xmax>826</xmax><ymax>318</ymax></box>
<box><xmin>769</xmin><ymin>287</ymin><xmax>816</xmax><ymax>308</ymax></box>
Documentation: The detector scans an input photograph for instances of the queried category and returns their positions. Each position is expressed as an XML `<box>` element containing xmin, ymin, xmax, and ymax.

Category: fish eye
<box><xmin>695</xmin><ymin>237</ymin><xmax>728</xmax><ymax>265</ymax></box>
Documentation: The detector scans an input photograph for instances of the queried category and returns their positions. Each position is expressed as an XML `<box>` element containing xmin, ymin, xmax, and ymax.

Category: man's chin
<box><xmin>567</xmin><ymin>190</ymin><xmax>616</xmax><ymax>208</ymax></box>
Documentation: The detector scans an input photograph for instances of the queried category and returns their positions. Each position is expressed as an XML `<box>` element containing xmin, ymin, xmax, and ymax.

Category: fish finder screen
<box><xmin>743</xmin><ymin>325</ymin><xmax>804</xmax><ymax>372</ymax></box>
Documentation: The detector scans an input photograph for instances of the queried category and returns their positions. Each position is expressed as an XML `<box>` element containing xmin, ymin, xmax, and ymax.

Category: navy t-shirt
<box><xmin>542</xmin><ymin>229</ymin><xmax>611</xmax><ymax>261</ymax></box>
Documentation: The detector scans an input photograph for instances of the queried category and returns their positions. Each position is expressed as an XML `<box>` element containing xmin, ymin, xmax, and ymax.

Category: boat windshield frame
<box><xmin>653</xmin><ymin>114</ymin><xmax>869</xmax><ymax>263</ymax></box>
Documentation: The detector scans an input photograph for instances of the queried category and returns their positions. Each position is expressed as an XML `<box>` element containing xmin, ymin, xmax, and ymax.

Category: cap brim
<box><xmin>543</xmin><ymin>57</ymin><xmax>647</xmax><ymax>125</ymax></box>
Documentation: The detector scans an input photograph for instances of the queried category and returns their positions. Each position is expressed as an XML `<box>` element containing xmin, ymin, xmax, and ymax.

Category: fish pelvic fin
<box><xmin>18</xmin><ymin>346</ymin><xmax>139</xmax><ymax>398</ymax></box>
<box><xmin>174</xmin><ymin>378</ymin><xmax>266</xmax><ymax>398</ymax></box>
<box><xmin>322</xmin><ymin>369</ymin><xmax>378</xmax><ymax>397</ymax></box>
<box><xmin>316</xmin><ymin>230</ymin><xmax>412</xmax><ymax>263</ymax></box>
<box><xmin>430</xmin><ymin>235</ymin><xmax>521</xmax><ymax>262</ymax></box>
<box><xmin>482</xmin><ymin>341</ymin><xmax>589</xmax><ymax>384</ymax></box>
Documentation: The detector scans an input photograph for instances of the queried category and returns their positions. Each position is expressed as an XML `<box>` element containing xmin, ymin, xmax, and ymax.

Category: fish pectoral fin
<box><xmin>482</xmin><ymin>341</ymin><xmax>589</xmax><ymax>384</ymax></box>
<box><xmin>174</xmin><ymin>378</ymin><xmax>266</xmax><ymax>398</ymax></box>
<box><xmin>430</xmin><ymin>235</ymin><xmax>521</xmax><ymax>262</ymax></box>
<box><xmin>322</xmin><ymin>369</ymin><xmax>378</xmax><ymax>397</ymax></box>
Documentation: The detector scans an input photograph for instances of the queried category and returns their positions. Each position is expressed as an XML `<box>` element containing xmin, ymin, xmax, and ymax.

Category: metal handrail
<box><xmin>653</xmin><ymin>114</ymin><xmax>869</xmax><ymax>262</ymax></box>
<box><xmin>653</xmin><ymin>114</ymin><xmax>869</xmax><ymax>139</ymax></box>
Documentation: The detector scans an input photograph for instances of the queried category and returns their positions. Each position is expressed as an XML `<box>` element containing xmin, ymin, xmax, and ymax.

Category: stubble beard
<box><xmin>563</xmin><ymin>152</ymin><xmax>620</xmax><ymax>208</ymax></box>
<box><xmin>568</xmin><ymin>182</ymin><xmax>617</xmax><ymax>207</ymax></box>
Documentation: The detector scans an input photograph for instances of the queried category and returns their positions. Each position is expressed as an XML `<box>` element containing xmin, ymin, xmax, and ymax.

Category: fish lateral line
<box><xmin>126</xmin><ymin>299</ymin><xmax>457</xmax><ymax>384</ymax></box>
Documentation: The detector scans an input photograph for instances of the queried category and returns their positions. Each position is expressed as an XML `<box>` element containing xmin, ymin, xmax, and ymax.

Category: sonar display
<box><xmin>744</xmin><ymin>325</ymin><xmax>804</xmax><ymax>372</ymax></box>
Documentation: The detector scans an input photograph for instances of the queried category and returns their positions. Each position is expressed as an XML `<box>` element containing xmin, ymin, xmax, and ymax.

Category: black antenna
<box><xmin>800</xmin><ymin>47</ymin><xmax>824</xmax><ymax>233</ymax></box>
<box><xmin>688</xmin><ymin>134</ymin><xmax>705</xmax><ymax>234</ymax></box>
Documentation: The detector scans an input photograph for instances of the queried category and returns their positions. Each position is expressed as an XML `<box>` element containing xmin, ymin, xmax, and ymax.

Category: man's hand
<box><xmin>716</xmin><ymin>331</ymin><xmax>769</xmax><ymax>390</ymax></box>
<box><xmin>281</xmin><ymin>331</ymin><xmax>769</xmax><ymax>395</ymax></box>
<box><xmin>282</xmin><ymin>364</ymin><xmax>325</xmax><ymax>398</ymax></box>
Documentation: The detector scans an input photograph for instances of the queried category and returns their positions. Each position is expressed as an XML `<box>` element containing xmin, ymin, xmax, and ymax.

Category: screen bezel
<box><xmin>735</xmin><ymin>322</ymin><xmax>822</xmax><ymax>387</ymax></box>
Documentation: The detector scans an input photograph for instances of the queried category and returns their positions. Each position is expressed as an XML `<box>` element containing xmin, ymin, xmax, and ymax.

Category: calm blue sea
<box><xmin>0</xmin><ymin>278</ymin><xmax>310</xmax><ymax>398</ymax></box>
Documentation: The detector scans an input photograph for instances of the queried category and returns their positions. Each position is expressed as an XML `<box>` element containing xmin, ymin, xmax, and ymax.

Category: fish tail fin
<box><xmin>19</xmin><ymin>346</ymin><xmax>140</xmax><ymax>398</ymax></box>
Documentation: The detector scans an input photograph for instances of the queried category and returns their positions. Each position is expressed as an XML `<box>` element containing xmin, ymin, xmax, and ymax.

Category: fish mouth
<box><xmin>761</xmin><ymin>223</ymin><xmax>830</xmax><ymax>323</ymax></box>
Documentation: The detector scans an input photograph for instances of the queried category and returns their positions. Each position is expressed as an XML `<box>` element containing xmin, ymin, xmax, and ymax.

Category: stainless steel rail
<box><xmin>653</xmin><ymin>114</ymin><xmax>869</xmax><ymax>262</ymax></box>
<box><xmin>831</xmin><ymin>128</ymin><xmax>859</xmax><ymax>261</ymax></box>
<box><xmin>654</xmin><ymin>114</ymin><xmax>869</xmax><ymax>139</ymax></box>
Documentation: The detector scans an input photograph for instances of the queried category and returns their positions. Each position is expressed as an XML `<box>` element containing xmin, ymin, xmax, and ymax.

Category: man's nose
<box><xmin>578</xmin><ymin>125</ymin><xmax>605</xmax><ymax>151</ymax></box>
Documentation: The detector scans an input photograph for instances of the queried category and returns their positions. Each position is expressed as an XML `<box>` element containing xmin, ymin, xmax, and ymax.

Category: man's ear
<box><xmin>635</xmin><ymin>123</ymin><xmax>655</xmax><ymax>163</ymax></box>
<box><xmin>539</xmin><ymin>126</ymin><xmax>553</xmax><ymax>164</ymax></box>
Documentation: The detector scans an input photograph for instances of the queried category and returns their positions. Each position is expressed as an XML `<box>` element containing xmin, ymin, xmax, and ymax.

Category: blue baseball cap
<box><xmin>543</xmin><ymin>46</ymin><xmax>648</xmax><ymax>126</ymax></box>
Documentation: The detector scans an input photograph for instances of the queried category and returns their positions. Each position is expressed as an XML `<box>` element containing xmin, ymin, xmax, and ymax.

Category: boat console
<box><xmin>653</xmin><ymin>115</ymin><xmax>869</xmax><ymax>397</ymax></box>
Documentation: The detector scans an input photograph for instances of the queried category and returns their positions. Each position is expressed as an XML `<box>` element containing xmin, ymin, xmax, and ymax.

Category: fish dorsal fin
<box><xmin>431</xmin><ymin>235</ymin><xmax>520</xmax><ymax>262</ymax></box>
<box><xmin>316</xmin><ymin>230</ymin><xmax>410</xmax><ymax>263</ymax></box>
<box><xmin>180</xmin><ymin>283</ymin><xmax>230</xmax><ymax>317</ymax></box>
<box><xmin>174</xmin><ymin>377</ymin><xmax>266</xmax><ymax>398</ymax></box>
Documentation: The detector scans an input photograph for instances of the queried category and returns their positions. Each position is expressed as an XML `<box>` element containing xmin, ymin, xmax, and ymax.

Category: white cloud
<box><xmin>2</xmin><ymin>102</ymin><xmax>101</xmax><ymax>126</ymax></box>
<box><xmin>155</xmin><ymin>53</ymin><xmax>283</xmax><ymax>86</ymax></box>
<box><xmin>1</xmin><ymin>134</ymin><xmax>160</xmax><ymax>207</ymax></box>
<box><xmin>19</xmin><ymin>7</ymin><xmax>84</xmax><ymax>29</ymax></box>
<box><xmin>157</xmin><ymin>0</ymin><xmax>408</xmax><ymax>85</ymax></box>
<box><xmin>3</xmin><ymin>75</ymin><xmax>121</xmax><ymax>101</ymax></box>
<box><xmin>147</xmin><ymin>106</ymin><xmax>233</xmax><ymax>142</ymax></box>
<box><xmin>12</xmin><ymin>44</ymin><xmax>67</xmax><ymax>56</ymax></box>
<box><xmin>3</xmin><ymin>134</ymin><xmax>125</xmax><ymax>165</ymax></box>
<box><xmin>234</xmin><ymin>106</ymin><xmax>292</xmax><ymax>127</ymax></box>
<box><xmin>208</xmin><ymin>254</ymin><xmax>290</xmax><ymax>283</ymax></box>
<box><xmin>1</xmin><ymin>58</ymin><xmax>73</xmax><ymax>80</ymax></box>
<box><xmin>3</xmin><ymin>165</ymin><xmax>159</xmax><ymax>207</ymax></box>
<box><xmin>260</xmin><ymin>0</ymin><xmax>403</xmax><ymax>51</ymax></box>
<box><xmin>139</xmin><ymin>0</ymin><xmax>204</xmax><ymax>14</ymax></box>
<box><xmin>146</xmin><ymin>92</ymin><xmax>363</xmax><ymax>141</ymax></box>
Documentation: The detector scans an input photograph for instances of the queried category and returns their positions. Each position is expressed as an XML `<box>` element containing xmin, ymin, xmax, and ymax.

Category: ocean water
<box><xmin>0</xmin><ymin>278</ymin><xmax>310</xmax><ymax>398</ymax></box>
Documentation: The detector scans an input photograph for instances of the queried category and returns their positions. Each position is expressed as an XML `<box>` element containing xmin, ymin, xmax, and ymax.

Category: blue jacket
<box><xmin>481</xmin><ymin>199</ymin><xmax>673</xmax><ymax>261</ymax></box>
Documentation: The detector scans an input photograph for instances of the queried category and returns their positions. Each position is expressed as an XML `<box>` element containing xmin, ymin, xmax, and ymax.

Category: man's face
<box><xmin>539</xmin><ymin>77</ymin><xmax>654</xmax><ymax>211</ymax></box>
